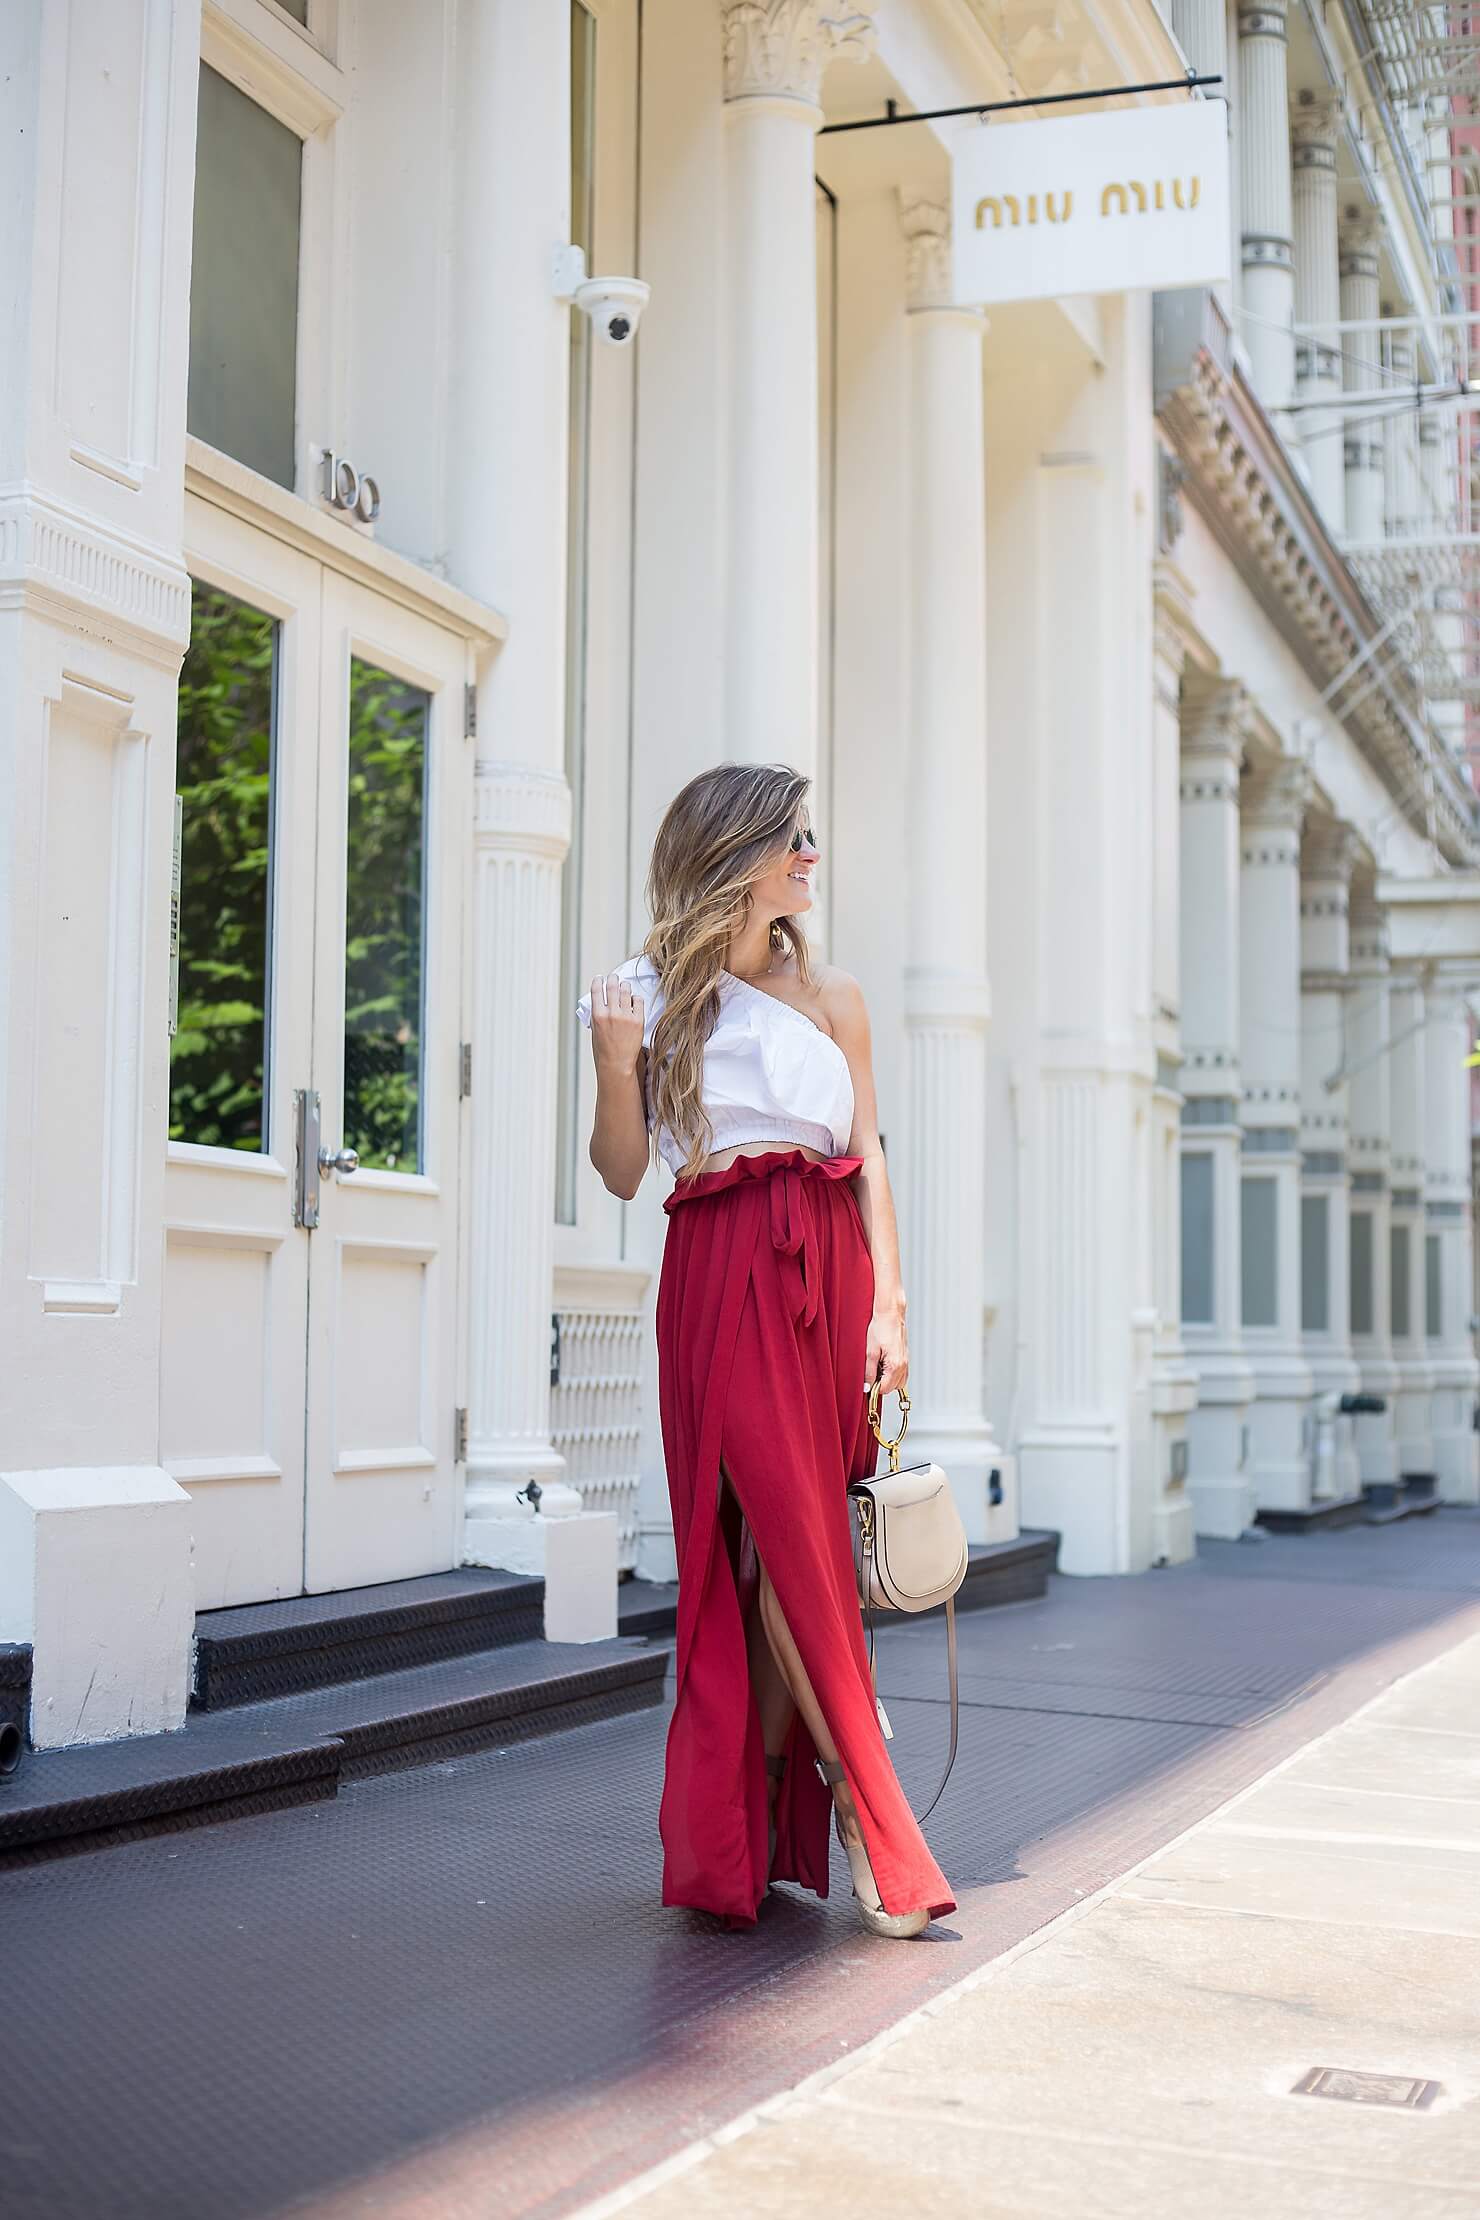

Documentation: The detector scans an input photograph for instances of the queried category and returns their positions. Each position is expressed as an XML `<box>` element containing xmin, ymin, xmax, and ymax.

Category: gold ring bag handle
<box><xmin>867</xmin><ymin>1380</ymin><xmax>910</xmax><ymax>1473</ymax></box>
<box><xmin>852</xmin><ymin>1374</ymin><xmax>966</xmax><ymax>1824</ymax></box>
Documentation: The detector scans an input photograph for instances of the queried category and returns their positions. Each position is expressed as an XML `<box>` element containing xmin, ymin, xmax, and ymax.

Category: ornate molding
<box><xmin>1154</xmin><ymin>293</ymin><xmax>1478</xmax><ymax>870</ymax></box>
<box><xmin>901</xmin><ymin>201</ymin><xmax>954</xmax><ymax>313</ymax></box>
<box><xmin>1291</xmin><ymin>89</ymin><xmax>1341</xmax><ymax>165</ymax></box>
<box><xmin>1242</xmin><ymin>754</ymin><xmax>1311</xmax><ymax>832</ymax></box>
<box><xmin>472</xmin><ymin>762</ymin><xmax>572</xmax><ymax>860</ymax></box>
<box><xmin>0</xmin><ymin>486</ymin><xmax>190</xmax><ymax>664</ymax></box>
<box><xmin>721</xmin><ymin>0</ymin><xmax>876</xmax><ymax>107</ymax></box>
<box><xmin>1303</xmin><ymin>817</ymin><xmax>1362</xmax><ymax>886</ymax></box>
<box><xmin>1181</xmin><ymin>672</ymin><xmax>1252</xmax><ymax>780</ymax></box>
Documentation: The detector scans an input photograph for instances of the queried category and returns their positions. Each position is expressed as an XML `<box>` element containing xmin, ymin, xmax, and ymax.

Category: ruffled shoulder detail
<box><xmin>575</xmin><ymin>954</ymin><xmax>663</xmax><ymax>1047</ymax></box>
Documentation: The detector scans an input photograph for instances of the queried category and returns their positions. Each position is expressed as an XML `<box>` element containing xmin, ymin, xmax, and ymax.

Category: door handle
<box><xmin>318</xmin><ymin>1143</ymin><xmax>360</xmax><ymax>1177</ymax></box>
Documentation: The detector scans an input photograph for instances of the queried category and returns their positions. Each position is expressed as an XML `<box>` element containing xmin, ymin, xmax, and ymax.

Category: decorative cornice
<box><xmin>0</xmin><ymin>485</ymin><xmax>191</xmax><ymax>666</ymax></box>
<box><xmin>1154</xmin><ymin>293</ymin><xmax>1478</xmax><ymax>870</ymax></box>
<box><xmin>472</xmin><ymin>762</ymin><xmax>572</xmax><ymax>860</ymax></box>
<box><xmin>721</xmin><ymin>0</ymin><xmax>875</xmax><ymax>107</ymax></box>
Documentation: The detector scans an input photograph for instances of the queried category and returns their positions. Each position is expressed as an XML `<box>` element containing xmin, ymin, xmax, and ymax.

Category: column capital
<box><xmin>721</xmin><ymin>0</ymin><xmax>876</xmax><ymax>109</ymax></box>
<box><xmin>1301</xmin><ymin>816</ymin><xmax>1361</xmax><ymax>888</ymax></box>
<box><xmin>1349</xmin><ymin>883</ymin><xmax>1391</xmax><ymax>969</ymax></box>
<box><xmin>1241</xmin><ymin>753</ymin><xmax>1311</xmax><ymax>830</ymax></box>
<box><xmin>472</xmin><ymin>761</ymin><xmax>572</xmax><ymax>861</ymax></box>
<box><xmin>1181</xmin><ymin>672</ymin><xmax>1252</xmax><ymax>772</ymax></box>
<box><xmin>1291</xmin><ymin>87</ymin><xmax>1341</xmax><ymax>165</ymax></box>
<box><xmin>1237</xmin><ymin>0</ymin><xmax>1288</xmax><ymax>37</ymax></box>
<box><xmin>901</xmin><ymin>200</ymin><xmax>962</xmax><ymax>315</ymax></box>
<box><xmin>1338</xmin><ymin>206</ymin><xmax>1382</xmax><ymax>277</ymax></box>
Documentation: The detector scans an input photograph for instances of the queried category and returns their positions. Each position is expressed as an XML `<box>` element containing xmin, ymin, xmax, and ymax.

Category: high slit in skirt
<box><xmin>655</xmin><ymin>1146</ymin><xmax>956</xmax><ymax>1927</ymax></box>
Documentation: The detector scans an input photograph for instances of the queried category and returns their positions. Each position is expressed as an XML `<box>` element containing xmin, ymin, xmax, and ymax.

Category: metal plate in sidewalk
<box><xmin>1292</xmin><ymin>2066</ymin><xmax>1442</xmax><ymax>2109</ymax></box>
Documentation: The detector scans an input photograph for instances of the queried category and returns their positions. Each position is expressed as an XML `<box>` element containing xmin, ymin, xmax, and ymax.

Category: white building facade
<box><xmin>2</xmin><ymin>0</ymin><xmax>1476</xmax><ymax>1753</ymax></box>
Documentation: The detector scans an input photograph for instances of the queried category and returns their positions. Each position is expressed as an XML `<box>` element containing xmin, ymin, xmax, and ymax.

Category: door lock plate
<box><xmin>294</xmin><ymin>1089</ymin><xmax>323</xmax><ymax>1227</ymax></box>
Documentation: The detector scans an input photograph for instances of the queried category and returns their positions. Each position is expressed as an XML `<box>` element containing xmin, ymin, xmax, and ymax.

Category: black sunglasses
<box><xmin>789</xmin><ymin>823</ymin><xmax>818</xmax><ymax>853</ymax></box>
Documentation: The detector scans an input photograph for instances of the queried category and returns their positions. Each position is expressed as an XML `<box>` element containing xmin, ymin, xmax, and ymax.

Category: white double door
<box><xmin>162</xmin><ymin>495</ymin><xmax>471</xmax><ymax>1608</ymax></box>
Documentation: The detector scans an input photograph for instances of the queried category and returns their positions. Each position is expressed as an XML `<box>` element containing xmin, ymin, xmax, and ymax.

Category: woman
<box><xmin>577</xmin><ymin>763</ymin><xmax>954</xmax><ymax>1938</ymax></box>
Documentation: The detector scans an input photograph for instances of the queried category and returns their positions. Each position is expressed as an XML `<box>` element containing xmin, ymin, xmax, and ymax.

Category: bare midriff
<box><xmin>696</xmin><ymin>1138</ymin><xmax>835</xmax><ymax>1174</ymax></box>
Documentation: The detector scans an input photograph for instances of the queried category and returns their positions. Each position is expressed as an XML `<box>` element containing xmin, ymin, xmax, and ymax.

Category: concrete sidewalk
<box><xmin>586</xmin><ymin>1628</ymin><xmax>1480</xmax><ymax>2219</ymax></box>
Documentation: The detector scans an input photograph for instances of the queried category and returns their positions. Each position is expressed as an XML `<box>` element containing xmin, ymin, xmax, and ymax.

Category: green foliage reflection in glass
<box><xmin>171</xmin><ymin>581</ymin><xmax>276</xmax><ymax>1151</ymax></box>
<box><xmin>344</xmin><ymin>658</ymin><xmax>427</xmax><ymax>1173</ymax></box>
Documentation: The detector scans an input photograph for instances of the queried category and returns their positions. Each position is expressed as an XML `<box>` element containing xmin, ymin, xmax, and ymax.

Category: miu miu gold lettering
<box><xmin>974</xmin><ymin>177</ymin><xmax>1200</xmax><ymax>230</ymax></box>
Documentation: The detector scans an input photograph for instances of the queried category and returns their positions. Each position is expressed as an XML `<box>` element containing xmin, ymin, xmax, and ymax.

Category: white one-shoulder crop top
<box><xmin>576</xmin><ymin>954</ymin><xmax>856</xmax><ymax>1178</ymax></box>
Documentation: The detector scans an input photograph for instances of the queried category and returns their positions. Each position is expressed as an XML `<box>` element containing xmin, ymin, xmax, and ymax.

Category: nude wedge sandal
<box><xmin>816</xmin><ymin>1759</ymin><xmax>929</xmax><ymax>1939</ymax></box>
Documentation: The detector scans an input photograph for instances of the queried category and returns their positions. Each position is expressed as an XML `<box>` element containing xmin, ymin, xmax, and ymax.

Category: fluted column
<box><xmin>1238</xmin><ymin>0</ymin><xmax>1296</xmax><ymax>411</ymax></box>
<box><xmin>464</xmin><ymin>771</ymin><xmax>579</xmax><ymax>1550</ymax></box>
<box><xmin>1149</xmin><ymin>574</ymin><xmax>1200</xmax><ymax>1566</ymax></box>
<box><xmin>446</xmin><ymin>4</ymin><xmax>581</xmax><ymax>1556</ymax></box>
<box><xmin>1179</xmin><ymin>675</ymin><xmax>1257</xmax><ymax>1536</ymax></box>
<box><xmin>1339</xmin><ymin>213</ymin><xmax>1385</xmax><ymax>543</ymax></box>
<box><xmin>1388</xmin><ymin>965</ymin><xmax>1436</xmax><ymax>1479</ymax></box>
<box><xmin>721</xmin><ymin>1</ymin><xmax>874</xmax><ymax>771</ymax></box>
<box><xmin>896</xmin><ymin>201</ymin><xmax>1000</xmax><ymax>1535</ymax></box>
<box><xmin>1424</xmin><ymin>971</ymin><xmax>1480</xmax><ymax>1502</ymax></box>
<box><xmin>1238</xmin><ymin>756</ymin><xmax>1313</xmax><ymax>1508</ymax></box>
<box><xmin>1382</xmin><ymin>323</ymin><xmax>1421</xmax><ymax>538</ymax></box>
<box><xmin>1291</xmin><ymin>93</ymin><xmax>1344</xmax><ymax>530</ymax></box>
<box><xmin>1347</xmin><ymin>887</ymin><xmax>1399</xmax><ymax>1489</ymax></box>
<box><xmin>1300</xmin><ymin>820</ymin><xmax>1362</xmax><ymax>1498</ymax></box>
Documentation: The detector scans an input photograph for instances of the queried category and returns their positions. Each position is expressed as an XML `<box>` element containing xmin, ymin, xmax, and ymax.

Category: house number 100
<box><xmin>321</xmin><ymin>450</ymin><xmax>382</xmax><ymax>524</ymax></box>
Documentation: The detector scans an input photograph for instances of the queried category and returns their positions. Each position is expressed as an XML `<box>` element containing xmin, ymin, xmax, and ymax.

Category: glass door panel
<box><xmin>171</xmin><ymin>580</ymin><xmax>279</xmax><ymax>1152</ymax></box>
<box><xmin>343</xmin><ymin>658</ymin><xmax>428</xmax><ymax>1173</ymax></box>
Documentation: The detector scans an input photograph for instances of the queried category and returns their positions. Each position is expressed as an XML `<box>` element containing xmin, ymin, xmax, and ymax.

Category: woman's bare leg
<box><xmin>756</xmin><ymin>1563</ymin><xmax>841</xmax><ymax>1765</ymax></box>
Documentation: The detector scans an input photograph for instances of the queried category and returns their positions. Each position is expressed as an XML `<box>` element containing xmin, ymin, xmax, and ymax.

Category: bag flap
<box><xmin>850</xmin><ymin>1461</ymin><xmax>951</xmax><ymax>1512</ymax></box>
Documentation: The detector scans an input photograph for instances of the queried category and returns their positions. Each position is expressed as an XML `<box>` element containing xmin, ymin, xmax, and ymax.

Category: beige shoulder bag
<box><xmin>849</xmin><ymin>1383</ymin><xmax>968</xmax><ymax>1822</ymax></box>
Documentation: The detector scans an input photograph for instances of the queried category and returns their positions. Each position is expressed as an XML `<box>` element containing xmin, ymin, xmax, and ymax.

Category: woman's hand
<box><xmin>589</xmin><ymin>971</ymin><xmax>646</xmax><ymax>1076</ymax></box>
<box><xmin>865</xmin><ymin>1298</ymin><xmax>909</xmax><ymax>1400</ymax></box>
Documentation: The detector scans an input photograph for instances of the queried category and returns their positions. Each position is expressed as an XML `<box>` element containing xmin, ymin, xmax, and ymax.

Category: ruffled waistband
<box><xmin>663</xmin><ymin>1147</ymin><xmax>863</xmax><ymax>1214</ymax></box>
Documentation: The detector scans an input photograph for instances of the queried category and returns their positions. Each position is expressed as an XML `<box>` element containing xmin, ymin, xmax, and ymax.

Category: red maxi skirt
<box><xmin>655</xmin><ymin>1147</ymin><xmax>955</xmax><ymax>1927</ymax></box>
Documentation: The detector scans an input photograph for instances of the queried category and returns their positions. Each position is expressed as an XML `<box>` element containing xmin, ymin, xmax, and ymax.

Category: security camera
<box><xmin>576</xmin><ymin>275</ymin><xmax>649</xmax><ymax>346</ymax></box>
<box><xmin>552</xmin><ymin>246</ymin><xmax>649</xmax><ymax>347</ymax></box>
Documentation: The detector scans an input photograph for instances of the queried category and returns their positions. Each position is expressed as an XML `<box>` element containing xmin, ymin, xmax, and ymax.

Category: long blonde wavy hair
<box><xmin>641</xmin><ymin>763</ymin><xmax>815</xmax><ymax>1179</ymax></box>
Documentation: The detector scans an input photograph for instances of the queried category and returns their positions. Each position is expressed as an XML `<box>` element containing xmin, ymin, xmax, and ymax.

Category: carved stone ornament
<box><xmin>722</xmin><ymin>0</ymin><xmax>877</xmax><ymax>106</ymax></box>
<box><xmin>1158</xmin><ymin>448</ymin><xmax>1187</xmax><ymax>554</ymax></box>
<box><xmin>901</xmin><ymin>201</ymin><xmax>953</xmax><ymax>312</ymax></box>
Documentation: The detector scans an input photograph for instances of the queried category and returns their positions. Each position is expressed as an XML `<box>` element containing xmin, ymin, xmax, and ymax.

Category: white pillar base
<box><xmin>1016</xmin><ymin>1428</ymin><xmax>1125</xmax><ymax>1575</ymax></box>
<box><xmin>464</xmin><ymin>1500</ymin><xmax>619</xmax><ymax>1643</ymax></box>
<box><xmin>906</xmin><ymin>1420</ymin><xmax>1015</xmax><ymax>1549</ymax></box>
<box><xmin>0</xmin><ymin>1467</ymin><xmax>194</xmax><ymax>1749</ymax></box>
<box><xmin>1305</xmin><ymin>1349</ymin><xmax>1363</xmax><ymax>1496</ymax></box>
<box><xmin>1353</xmin><ymin>1353</ymin><xmax>1400</xmax><ymax>1486</ymax></box>
<box><xmin>1244</xmin><ymin>1344</ymin><xmax>1314</xmax><ymax>1511</ymax></box>
<box><xmin>1153</xmin><ymin>1491</ymin><xmax>1197</xmax><ymax>1565</ymax></box>
<box><xmin>1431</xmin><ymin>1373</ymin><xmax>1480</xmax><ymax>1504</ymax></box>
<box><xmin>1184</xmin><ymin>1347</ymin><xmax>1258</xmax><ymax>1537</ymax></box>
<box><xmin>1392</xmin><ymin>1354</ymin><xmax>1436</xmax><ymax>1477</ymax></box>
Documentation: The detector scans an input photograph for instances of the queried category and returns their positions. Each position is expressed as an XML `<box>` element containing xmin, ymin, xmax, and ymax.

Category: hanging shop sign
<box><xmin>951</xmin><ymin>99</ymin><xmax>1231</xmax><ymax>307</ymax></box>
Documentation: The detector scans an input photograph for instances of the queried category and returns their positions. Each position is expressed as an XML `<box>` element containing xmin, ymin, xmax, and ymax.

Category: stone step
<box><xmin>0</xmin><ymin>1635</ymin><xmax>668</xmax><ymax>1869</ymax></box>
<box><xmin>613</xmin><ymin>1528</ymin><xmax>1060</xmax><ymax>1641</ymax></box>
<box><xmin>1255</xmin><ymin>1493</ymin><xmax>1370</xmax><ymax>1534</ymax></box>
<box><xmin>1362</xmin><ymin>1478</ymin><xmax>1444</xmax><ymax>1525</ymax></box>
<box><xmin>192</xmin><ymin>1566</ymin><xmax>545</xmax><ymax>1710</ymax></box>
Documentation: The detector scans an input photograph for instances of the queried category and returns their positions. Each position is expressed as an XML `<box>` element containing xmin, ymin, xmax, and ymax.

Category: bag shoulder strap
<box><xmin>862</xmin><ymin>1590</ymin><xmax>958</xmax><ymax>1826</ymax></box>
